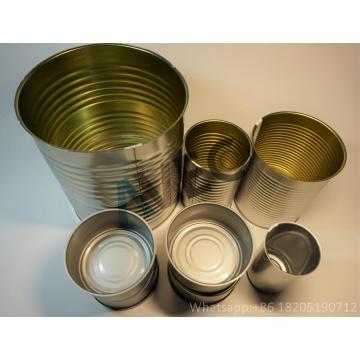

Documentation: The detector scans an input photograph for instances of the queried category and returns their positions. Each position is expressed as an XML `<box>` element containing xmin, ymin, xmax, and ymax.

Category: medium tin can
<box><xmin>235</xmin><ymin>111</ymin><xmax>347</xmax><ymax>228</ymax></box>
<box><xmin>15</xmin><ymin>44</ymin><xmax>188</xmax><ymax>228</ymax></box>
<box><xmin>247</xmin><ymin>222</ymin><xmax>321</xmax><ymax>293</ymax></box>
<box><xmin>65</xmin><ymin>209</ymin><xmax>158</xmax><ymax>309</ymax></box>
<box><xmin>166</xmin><ymin>203</ymin><xmax>253</xmax><ymax>301</ymax></box>
<box><xmin>182</xmin><ymin>120</ymin><xmax>252</xmax><ymax>207</ymax></box>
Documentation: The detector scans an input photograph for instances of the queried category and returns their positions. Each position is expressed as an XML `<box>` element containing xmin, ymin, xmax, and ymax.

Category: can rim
<box><xmin>15</xmin><ymin>43</ymin><xmax>189</xmax><ymax>154</ymax></box>
<box><xmin>64</xmin><ymin>208</ymin><xmax>156</xmax><ymax>298</ymax></box>
<box><xmin>251</xmin><ymin>111</ymin><xmax>347</xmax><ymax>183</ymax></box>
<box><xmin>165</xmin><ymin>202</ymin><xmax>254</xmax><ymax>288</ymax></box>
<box><xmin>184</xmin><ymin>119</ymin><xmax>253</xmax><ymax>177</ymax></box>
<box><xmin>264</xmin><ymin>221</ymin><xmax>322</xmax><ymax>278</ymax></box>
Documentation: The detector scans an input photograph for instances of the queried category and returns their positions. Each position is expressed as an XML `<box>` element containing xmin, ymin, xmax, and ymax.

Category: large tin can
<box><xmin>65</xmin><ymin>209</ymin><xmax>158</xmax><ymax>309</ymax></box>
<box><xmin>15</xmin><ymin>44</ymin><xmax>188</xmax><ymax>228</ymax></box>
<box><xmin>181</xmin><ymin>120</ymin><xmax>252</xmax><ymax>207</ymax></box>
<box><xmin>235</xmin><ymin>111</ymin><xmax>347</xmax><ymax>228</ymax></box>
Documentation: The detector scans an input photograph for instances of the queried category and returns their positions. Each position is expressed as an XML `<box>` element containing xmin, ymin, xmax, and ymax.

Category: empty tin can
<box><xmin>15</xmin><ymin>44</ymin><xmax>188</xmax><ymax>228</ymax></box>
<box><xmin>166</xmin><ymin>203</ymin><xmax>253</xmax><ymax>302</ymax></box>
<box><xmin>65</xmin><ymin>209</ymin><xmax>158</xmax><ymax>309</ymax></box>
<box><xmin>182</xmin><ymin>120</ymin><xmax>252</xmax><ymax>207</ymax></box>
<box><xmin>235</xmin><ymin>111</ymin><xmax>347</xmax><ymax>228</ymax></box>
<box><xmin>247</xmin><ymin>222</ymin><xmax>321</xmax><ymax>293</ymax></box>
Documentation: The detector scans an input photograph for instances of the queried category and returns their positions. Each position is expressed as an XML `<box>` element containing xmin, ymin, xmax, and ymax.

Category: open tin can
<box><xmin>65</xmin><ymin>209</ymin><xmax>158</xmax><ymax>309</ymax></box>
<box><xmin>247</xmin><ymin>222</ymin><xmax>321</xmax><ymax>293</ymax></box>
<box><xmin>182</xmin><ymin>120</ymin><xmax>252</xmax><ymax>207</ymax></box>
<box><xmin>235</xmin><ymin>111</ymin><xmax>346</xmax><ymax>228</ymax></box>
<box><xmin>166</xmin><ymin>203</ymin><xmax>253</xmax><ymax>303</ymax></box>
<box><xmin>15</xmin><ymin>44</ymin><xmax>188</xmax><ymax>228</ymax></box>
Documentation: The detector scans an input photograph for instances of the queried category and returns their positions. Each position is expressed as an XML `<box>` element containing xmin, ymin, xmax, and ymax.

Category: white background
<box><xmin>0</xmin><ymin>43</ymin><xmax>359</xmax><ymax>316</ymax></box>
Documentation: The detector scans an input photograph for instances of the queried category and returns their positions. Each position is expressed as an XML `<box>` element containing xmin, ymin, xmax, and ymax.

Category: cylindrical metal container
<box><xmin>15</xmin><ymin>44</ymin><xmax>188</xmax><ymax>228</ymax></box>
<box><xmin>235</xmin><ymin>111</ymin><xmax>347</xmax><ymax>228</ymax></box>
<box><xmin>166</xmin><ymin>203</ymin><xmax>253</xmax><ymax>298</ymax></box>
<box><xmin>182</xmin><ymin>120</ymin><xmax>252</xmax><ymax>207</ymax></box>
<box><xmin>168</xmin><ymin>266</ymin><xmax>238</xmax><ymax>304</ymax></box>
<box><xmin>247</xmin><ymin>222</ymin><xmax>321</xmax><ymax>293</ymax></box>
<box><xmin>65</xmin><ymin>209</ymin><xmax>158</xmax><ymax>309</ymax></box>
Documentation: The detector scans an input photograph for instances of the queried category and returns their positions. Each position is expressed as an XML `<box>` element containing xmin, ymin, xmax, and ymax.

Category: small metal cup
<box><xmin>182</xmin><ymin>120</ymin><xmax>252</xmax><ymax>207</ymax></box>
<box><xmin>65</xmin><ymin>209</ymin><xmax>158</xmax><ymax>309</ymax></box>
<box><xmin>247</xmin><ymin>222</ymin><xmax>321</xmax><ymax>293</ymax></box>
<box><xmin>166</xmin><ymin>203</ymin><xmax>253</xmax><ymax>297</ymax></box>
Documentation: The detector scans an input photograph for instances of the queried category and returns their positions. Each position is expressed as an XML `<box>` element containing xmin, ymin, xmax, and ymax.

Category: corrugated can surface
<box><xmin>181</xmin><ymin>120</ymin><xmax>252</xmax><ymax>207</ymax></box>
<box><xmin>235</xmin><ymin>112</ymin><xmax>347</xmax><ymax>228</ymax></box>
<box><xmin>15</xmin><ymin>44</ymin><xmax>188</xmax><ymax>228</ymax></box>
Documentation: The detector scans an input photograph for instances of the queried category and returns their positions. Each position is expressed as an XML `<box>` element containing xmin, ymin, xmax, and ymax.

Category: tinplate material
<box><xmin>247</xmin><ymin>222</ymin><xmax>321</xmax><ymax>293</ymax></box>
<box><xmin>182</xmin><ymin>120</ymin><xmax>252</xmax><ymax>207</ymax></box>
<box><xmin>65</xmin><ymin>209</ymin><xmax>158</xmax><ymax>309</ymax></box>
<box><xmin>168</xmin><ymin>266</ymin><xmax>237</xmax><ymax>304</ymax></box>
<box><xmin>235</xmin><ymin>111</ymin><xmax>347</xmax><ymax>228</ymax></box>
<box><xmin>166</xmin><ymin>203</ymin><xmax>253</xmax><ymax>294</ymax></box>
<box><xmin>15</xmin><ymin>44</ymin><xmax>188</xmax><ymax>228</ymax></box>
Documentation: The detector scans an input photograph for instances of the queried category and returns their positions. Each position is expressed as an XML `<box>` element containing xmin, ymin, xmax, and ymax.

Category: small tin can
<box><xmin>182</xmin><ymin>120</ymin><xmax>252</xmax><ymax>207</ymax></box>
<box><xmin>166</xmin><ymin>203</ymin><xmax>253</xmax><ymax>302</ymax></box>
<box><xmin>247</xmin><ymin>222</ymin><xmax>321</xmax><ymax>293</ymax></box>
<box><xmin>65</xmin><ymin>209</ymin><xmax>158</xmax><ymax>309</ymax></box>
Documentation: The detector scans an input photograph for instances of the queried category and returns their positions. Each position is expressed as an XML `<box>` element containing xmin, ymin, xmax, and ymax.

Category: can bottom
<box><xmin>95</xmin><ymin>259</ymin><xmax>159</xmax><ymax>310</ymax></box>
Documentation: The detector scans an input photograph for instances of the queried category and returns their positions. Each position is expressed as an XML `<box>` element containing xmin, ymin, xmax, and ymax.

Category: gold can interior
<box><xmin>16</xmin><ymin>44</ymin><xmax>187</xmax><ymax>151</ymax></box>
<box><xmin>254</xmin><ymin>112</ymin><xmax>346</xmax><ymax>181</ymax></box>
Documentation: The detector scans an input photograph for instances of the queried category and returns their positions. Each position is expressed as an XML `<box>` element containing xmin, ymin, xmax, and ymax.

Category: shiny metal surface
<box><xmin>182</xmin><ymin>120</ymin><xmax>252</xmax><ymax>207</ymax></box>
<box><xmin>235</xmin><ymin>111</ymin><xmax>347</xmax><ymax>228</ymax></box>
<box><xmin>247</xmin><ymin>222</ymin><xmax>321</xmax><ymax>293</ymax></box>
<box><xmin>15</xmin><ymin>44</ymin><xmax>188</xmax><ymax>228</ymax></box>
<box><xmin>65</xmin><ymin>209</ymin><xmax>158</xmax><ymax>309</ymax></box>
<box><xmin>168</xmin><ymin>266</ymin><xmax>237</xmax><ymax>304</ymax></box>
<box><xmin>166</xmin><ymin>203</ymin><xmax>253</xmax><ymax>293</ymax></box>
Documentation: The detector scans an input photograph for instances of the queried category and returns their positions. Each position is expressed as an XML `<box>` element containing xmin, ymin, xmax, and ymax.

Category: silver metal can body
<box><xmin>182</xmin><ymin>120</ymin><xmax>252</xmax><ymax>207</ymax></box>
<box><xmin>168</xmin><ymin>266</ymin><xmax>237</xmax><ymax>304</ymax></box>
<box><xmin>166</xmin><ymin>203</ymin><xmax>253</xmax><ymax>296</ymax></box>
<box><xmin>65</xmin><ymin>209</ymin><xmax>158</xmax><ymax>309</ymax></box>
<box><xmin>15</xmin><ymin>44</ymin><xmax>188</xmax><ymax>228</ymax></box>
<box><xmin>235</xmin><ymin>112</ymin><xmax>347</xmax><ymax>228</ymax></box>
<box><xmin>247</xmin><ymin>222</ymin><xmax>321</xmax><ymax>293</ymax></box>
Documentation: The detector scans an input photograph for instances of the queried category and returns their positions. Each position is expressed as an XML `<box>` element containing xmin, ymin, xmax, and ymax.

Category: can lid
<box><xmin>170</xmin><ymin>222</ymin><xmax>240</xmax><ymax>284</ymax></box>
<box><xmin>80</xmin><ymin>229</ymin><xmax>152</xmax><ymax>294</ymax></box>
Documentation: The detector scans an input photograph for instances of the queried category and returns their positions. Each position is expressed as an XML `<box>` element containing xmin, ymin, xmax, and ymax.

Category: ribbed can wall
<box><xmin>181</xmin><ymin>120</ymin><xmax>252</xmax><ymax>208</ymax></box>
<box><xmin>15</xmin><ymin>44</ymin><xmax>188</xmax><ymax>228</ymax></box>
<box><xmin>235</xmin><ymin>112</ymin><xmax>347</xmax><ymax>228</ymax></box>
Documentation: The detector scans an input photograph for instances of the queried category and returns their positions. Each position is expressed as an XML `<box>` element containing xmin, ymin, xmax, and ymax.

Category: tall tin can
<box><xmin>182</xmin><ymin>120</ymin><xmax>252</xmax><ymax>207</ymax></box>
<box><xmin>15</xmin><ymin>44</ymin><xmax>188</xmax><ymax>228</ymax></box>
<box><xmin>235</xmin><ymin>111</ymin><xmax>347</xmax><ymax>228</ymax></box>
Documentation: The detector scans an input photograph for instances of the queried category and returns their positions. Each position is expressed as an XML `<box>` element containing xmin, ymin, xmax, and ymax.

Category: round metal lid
<box><xmin>80</xmin><ymin>229</ymin><xmax>152</xmax><ymax>294</ymax></box>
<box><xmin>170</xmin><ymin>221</ymin><xmax>241</xmax><ymax>284</ymax></box>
